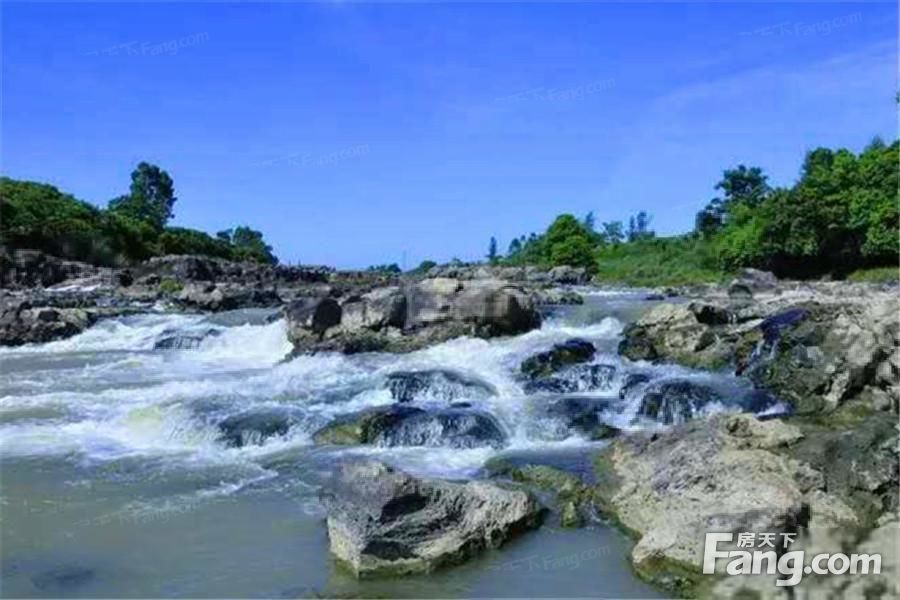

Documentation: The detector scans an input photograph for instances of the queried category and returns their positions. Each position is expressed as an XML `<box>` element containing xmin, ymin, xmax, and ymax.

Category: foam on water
<box><xmin>0</xmin><ymin>300</ymin><xmax>777</xmax><ymax>479</ymax></box>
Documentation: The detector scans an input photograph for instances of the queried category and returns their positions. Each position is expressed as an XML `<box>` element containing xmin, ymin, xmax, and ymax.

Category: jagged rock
<box><xmin>592</xmin><ymin>414</ymin><xmax>816</xmax><ymax>596</ymax></box>
<box><xmin>521</xmin><ymin>339</ymin><xmax>596</xmax><ymax>378</ymax></box>
<box><xmin>384</xmin><ymin>369</ymin><xmax>496</xmax><ymax>403</ymax></box>
<box><xmin>319</xmin><ymin>460</ymin><xmax>544</xmax><ymax>576</ymax></box>
<box><xmin>547</xmin><ymin>266</ymin><xmax>589</xmax><ymax>285</ymax></box>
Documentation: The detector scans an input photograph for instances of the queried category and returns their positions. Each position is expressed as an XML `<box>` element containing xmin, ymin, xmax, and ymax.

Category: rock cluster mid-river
<box><xmin>0</xmin><ymin>291</ymin><xmax>783</xmax><ymax>598</ymax></box>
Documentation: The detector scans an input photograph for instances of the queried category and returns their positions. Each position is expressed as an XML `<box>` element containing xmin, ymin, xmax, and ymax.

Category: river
<box><xmin>0</xmin><ymin>290</ymin><xmax>784</xmax><ymax>598</ymax></box>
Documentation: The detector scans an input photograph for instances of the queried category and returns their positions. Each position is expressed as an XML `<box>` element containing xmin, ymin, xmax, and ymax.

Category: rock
<box><xmin>618</xmin><ymin>372</ymin><xmax>652</xmax><ymax>399</ymax></box>
<box><xmin>0</xmin><ymin>301</ymin><xmax>95</xmax><ymax>346</ymax></box>
<box><xmin>384</xmin><ymin>369</ymin><xmax>496</xmax><ymax>403</ymax></box>
<box><xmin>544</xmin><ymin>396</ymin><xmax>618</xmax><ymax>440</ymax></box>
<box><xmin>520</xmin><ymin>338</ymin><xmax>596</xmax><ymax>378</ymax></box>
<box><xmin>592</xmin><ymin>414</ymin><xmax>814</xmax><ymax>596</ymax></box>
<box><xmin>286</xmin><ymin>279</ymin><xmax>541</xmax><ymax>354</ymax></box>
<box><xmin>375</xmin><ymin>408</ymin><xmax>507</xmax><ymax>449</ymax></box>
<box><xmin>174</xmin><ymin>283</ymin><xmax>281</xmax><ymax>312</ymax></box>
<box><xmin>217</xmin><ymin>410</ymin><xmax>293</xmax><ymax>447</ymax></box>
<box><xmin>547</xmin><ymin>266</ymin><xmax>588</xmax><ymax>285</ymax></box>
<box><xmin>312</xmin><ymin>405</ymin><xmax>423</xmax><ymax>446</ymax></box>
<box><xmin>523</xmin><ymin>363</ymin><xmax>616</xmax><ymax>394</ymax></box>
<box><xmin>153</xmin><ymin>328</ymin><xmax>221</xmax><ymax>350</ymax></box>
<box><xmin>312</xmin><ymin>405</ymin><xmax>506</xmax><ymax>449</ymax></box>
<box><xmin>319</xmin><ymin>460</ymin><xmax>544</xmax><ymax>576</ymax></box>
<box><xmin>486</xmin><ymin>461</ymin><xmax>597</xmax><ymax>528</ymax></box>
<box><xmin>532</xmin><ymin>289</ymin><xmax>585</xmax><ymax>305</ymax></box>
<box><xmin>0</xmin><ymin>249</ymin><xmax>107</xmax><ymax>289</ymax></box>
<box><xmin>637</xmin><ymin>380</ymin><xmax>722</xmax><ymax>425</ymax></box>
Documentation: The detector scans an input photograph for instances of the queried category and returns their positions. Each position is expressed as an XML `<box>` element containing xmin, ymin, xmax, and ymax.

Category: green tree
<box><xmin>487</xmin><ymin>236</ymin><xmax>499</xmax><ymax>263</ymax></box>
<box><xmin>544</xmin><ymin>214</ymin><xmax>597</xmax><ymax>272</ymax></box>
<box><xmin>600</xmin><ymin>221</ymin><xmax>624</xmax><ymax>245</ymax></box>
<box><xmin>108</xmin><ymin>162</ymin><xmax>177</xmax><ymax>231</ymax></box>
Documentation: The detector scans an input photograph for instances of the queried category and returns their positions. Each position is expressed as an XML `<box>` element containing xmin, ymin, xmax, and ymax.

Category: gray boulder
<box><xmin>384</xmin><ymin>369</ymin><xmax>496</xmax><ymax>403</ymax></box>
<box><xmin>0</xmin><ymin>301</ymin><xmax>95</xmax><ymax>346</ymax></box>
<box><xmin>320</xmin><ymin>460</ymin><xmax>544</xmax><ymax>576</ymax></box>
<box><xmin>286</xmin><ymin>278</ymin><xmax>540</xmax><ymax>354</ymax></box>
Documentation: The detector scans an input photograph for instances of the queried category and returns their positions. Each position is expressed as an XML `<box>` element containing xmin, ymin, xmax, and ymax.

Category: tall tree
<box><xmin>108</xmin><ymin>162</ymin><xmax>177</xmax><ymax>231</ymax></box>
<box><xmin>600</xmin><ymin>221</ymin><xmax>624</xmax><ymax>245</ymax></box>
<box><xmin>583</xmin><ymin>211</ymin><xmax>596</xmax><ymax>232</ymax></box>
<box><xmin>487</xmin><ymin>236</ymin><xmax>499</xmax><ymax>263</ymax></box>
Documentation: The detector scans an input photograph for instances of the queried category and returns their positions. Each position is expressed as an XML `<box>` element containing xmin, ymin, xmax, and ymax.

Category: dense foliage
<box><xmin>709</xmin><ymin>139</ymin><xmax>899</xmax><ymax>277</ymax></box>
<box><xmin>501</xmin><ymin>138</ymin><xmax>898</xmax><ymax>282</ymax></box>
<box><xmin>0</xmin><ymin>164</ymin><xmax>278</xmax><ymax>266</ymax></box>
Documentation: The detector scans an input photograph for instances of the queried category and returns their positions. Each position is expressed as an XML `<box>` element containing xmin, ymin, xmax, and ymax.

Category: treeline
<box><xmin>496</xmin><ymin>138</ymin><xmax>898</xmax><ymax>283</ymax></box>
<box><xmin>0</xmin><ymin>163</ymin><xmax>277</xmax><ymax>266</ymax></box>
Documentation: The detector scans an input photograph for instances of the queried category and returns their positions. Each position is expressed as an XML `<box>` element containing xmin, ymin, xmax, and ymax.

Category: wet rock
<box><xmin>153</xmin><ymin>328</ymin><xmax>221</xmax><ymax>350</ymax></box>
<box><xmin>545</xmin><ymin>396</ymin><xmax>618</xmax><ymax>440</ymax></box>
<box><xmin>618</xmin><ymin>373</ymin><xmax>652</xmax><ymax>399</ymax></box>
<box><xmin>486</xmin><ymin>461</ymin><xmax>597</xmax><ymax>528</ymax></box>
<box><xmin>320</xmin><ymin>460</ymin><xmax>544</xmax><ymax>576</ymax></box>
<box><xmin>0</xmin><ymin>249</ymin><xmax>107</xmax><ymax>289</ymax></box>
<box><xmin>385</xmin><ymin>369</ymin><xmax>496</xmax><ymax>404</ymax></box>
<box><xmin>376</xmin><ymin>408</ymin><xmax>506</xmax><ymax>449</ymax></box>
<box><xmin>520</xmin><ymin>338</ymin><xmax>596</xmax><ymax>379</ymax></box>
<box><xmin>312</xmin><ymin>405</ymin><xmax>423</xmax><ymax>446</ymax></box>
<box><xmin>728</xmin><ymin>268</ymin><xmax>778</xmax><ymax>300</ymax></box>
<box><xmin>532</xmin><ymin>289</ymin><xmax>584</xmax><ymax>305</ymax></box>
<box><xmin>523</xmin><ymin>363</ymin><xmax>616</xmax><ymax>394</ymax></box>
<box><xmin>313</xmin><ymin>405</ymin><xmax>506</xmax><ymax>449</ymax></box>
<box><xmin>637</xmin><ymin>380</ymin><xmax>722</xmax><ymax>425</ymax></box>
<box><xmin>218</xmin><ymin>410</ymin><xmax>293</xmax><ymax>447</ymax></box>
<box><xmin>547</xmin><ymin>266</ymin><xmax>589</xmax><ymax>285</ymax></box>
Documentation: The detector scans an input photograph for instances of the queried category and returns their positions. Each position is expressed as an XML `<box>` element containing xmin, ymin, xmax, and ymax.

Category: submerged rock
<box><xmin>384</xmin><ymin>369</ymin><xmax>496</xmax><ymax>404</ymax></box>
<box><xmin>319</xmin><ymin>460</ymin><xmax>544</xmax><ymax>577</ymax></box>
<box><xmin>153</xmin><ymin>328</ymin><xmax>221</xmax><ymax>350</ymax></box>
<box><xmin>523</xmin><ymin>363</ymin><xmax>616</xmax><ymax>394</ymax></box>
<box><xmin>312</xmin><ymin>405</ymin><xmax>506</xmax><ymax>449</ymax></box>
<box><xmin>618</xmin><ymin>372</ymin><xmax>652</xmax><ymax>399</ymax></box>
<box><xmin>520</xmin><ymin>338</ymin><xmax>596</xmax><ymax>379</ymax></box>
<box><xmin>544</xmin><ymin>396</ymin><xmax>618</xmax><ymax>440</ymax></box>
<box><xmin>217</xmin><ymin>410</ymin><xmax>293</xmax><ymax>447</ymax></box>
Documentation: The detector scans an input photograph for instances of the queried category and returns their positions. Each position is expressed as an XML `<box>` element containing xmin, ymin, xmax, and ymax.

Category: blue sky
<box><xmin>2</xmin><ymin>2</ymin><xmax>896</xmax><ymax>268</ymax></box>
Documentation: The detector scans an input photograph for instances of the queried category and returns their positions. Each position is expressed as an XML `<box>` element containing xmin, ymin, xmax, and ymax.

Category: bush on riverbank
<box><xmin>594</xmin><ymin>237</ymin><xmax>725</xmax><ymax>286</ymax></box>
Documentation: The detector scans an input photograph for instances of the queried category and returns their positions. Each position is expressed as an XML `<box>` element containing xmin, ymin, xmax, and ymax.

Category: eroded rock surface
<box><xmin>319</xmin><ymin>460</ymin><xmax>544</xmax><ymax>577</ymax></box>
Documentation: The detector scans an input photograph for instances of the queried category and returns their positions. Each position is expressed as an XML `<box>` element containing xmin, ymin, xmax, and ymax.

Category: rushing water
<box><xmin>0</xmin><ymin>291</ymin><xmax>782</xmax><ymax>598</ymax></box>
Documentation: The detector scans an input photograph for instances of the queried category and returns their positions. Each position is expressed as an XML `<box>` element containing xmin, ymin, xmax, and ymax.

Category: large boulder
<box><xmin>217</xmin><ymin>409</ymin><xmax>294</xmax><ymax>448</ymax></box>
<box><xmin>286</xmin><ymin>279</ymin><xmax>540</xmax><ymax>354</ymax></box>
<box><xmin>174</xmin><ymin>283</ymin><xmax>281</xmax><ymax>312</ymax></box>
<box><xmin>523</xmin><ymin>363</ymin><xmax>617</xmax><ymax>394</ymax></box>
<box><xmin>592</xmin><ymin>415</ymin><xmax>812</xmax><ymax>596</ymax></box>
<box><xmin>319</xmin><ymin>460</ymin><xmax>544</xmax><ymax>576</ymax></box>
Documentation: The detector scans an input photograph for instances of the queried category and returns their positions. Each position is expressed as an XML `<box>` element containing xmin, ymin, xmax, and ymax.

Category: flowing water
<box><xmin>0</xmin><ymin>291</ymin><xmax>785</xmax><ymax>598</ymax></box>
